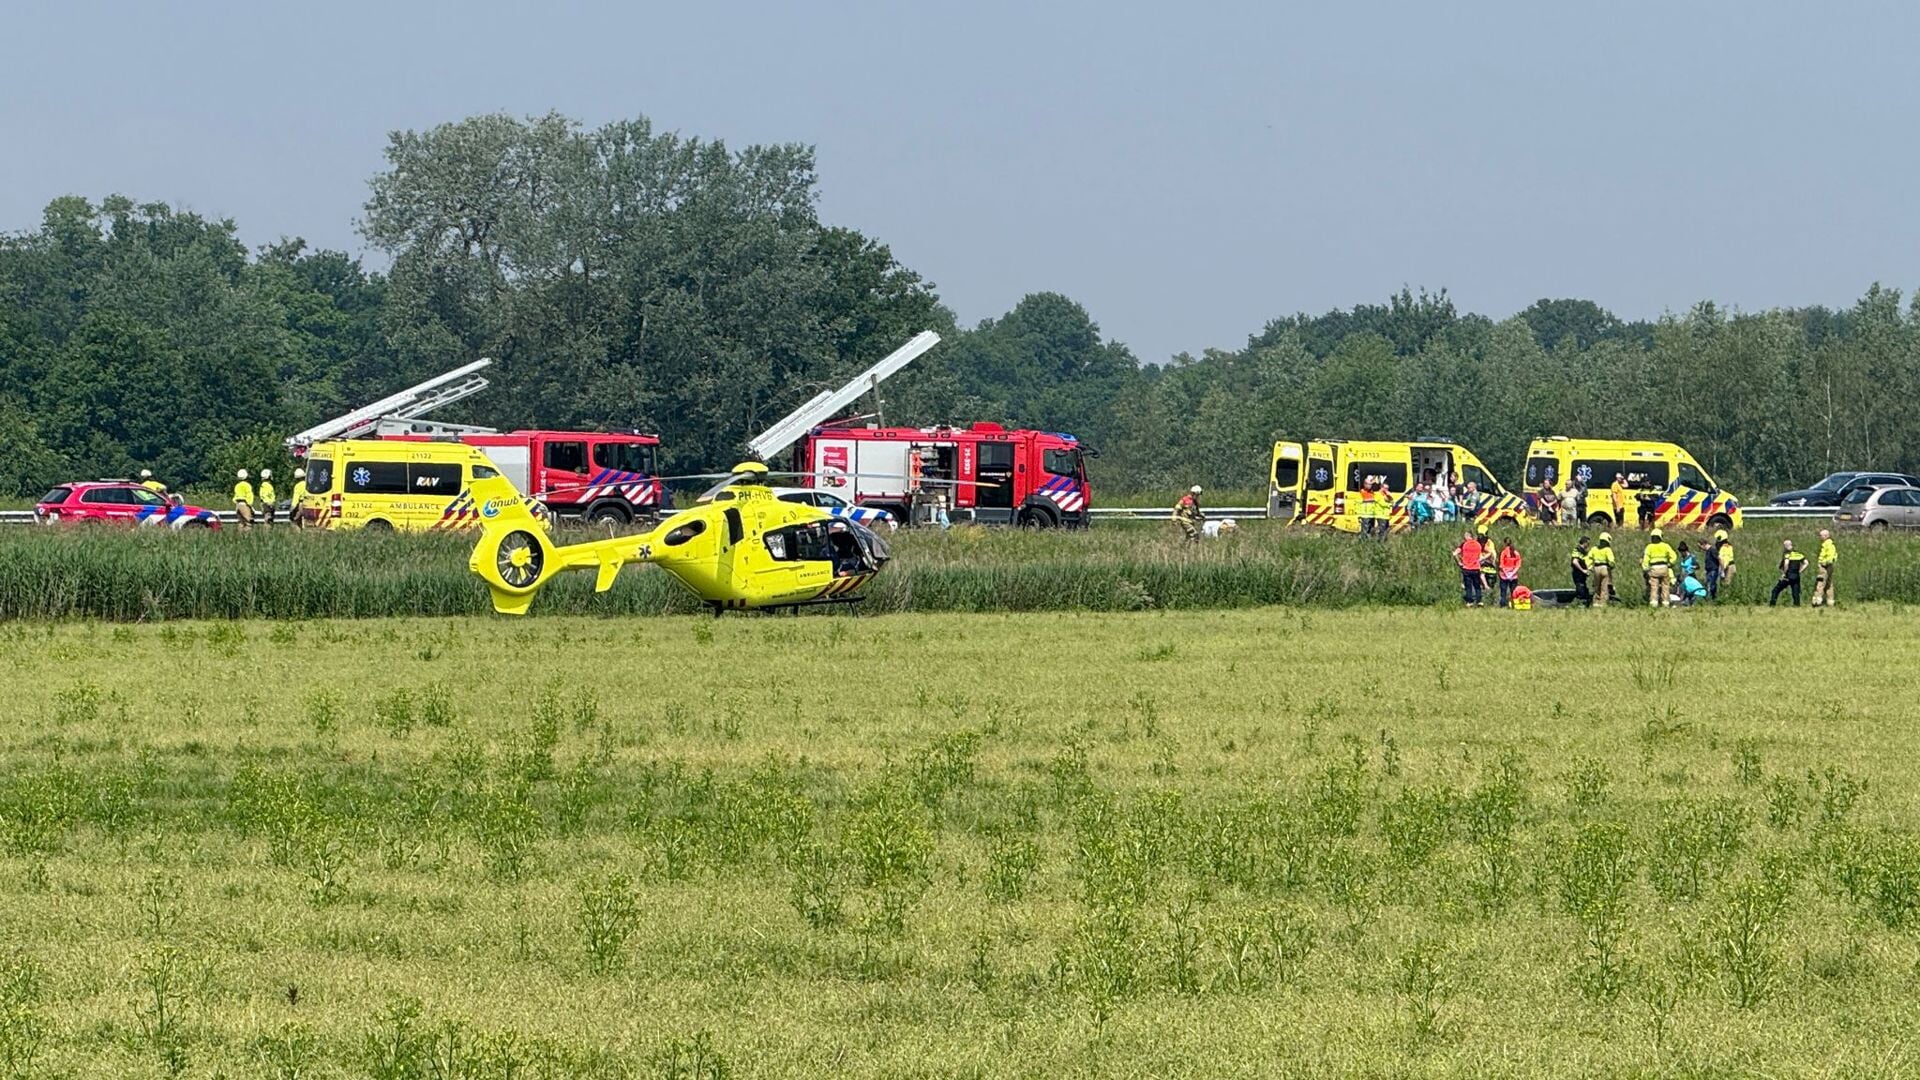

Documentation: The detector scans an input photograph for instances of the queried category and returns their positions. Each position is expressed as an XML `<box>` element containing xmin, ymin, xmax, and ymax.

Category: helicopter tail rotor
<box><xmin>468</xmin><ymin>478</ymin><xmax>560</xmax><ymax>615</ymax></box>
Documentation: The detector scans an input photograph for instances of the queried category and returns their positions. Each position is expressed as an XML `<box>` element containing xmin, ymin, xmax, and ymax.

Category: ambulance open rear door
<box><xmin>1270</xmin><ymin>441</ymin><xmax>1306</xmax><ymax>521</ymax></box>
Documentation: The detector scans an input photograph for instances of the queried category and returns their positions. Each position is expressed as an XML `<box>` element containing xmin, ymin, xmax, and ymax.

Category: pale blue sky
<box><xmin>5</xmin><ymin>0</ymin><xmax>1916</xmax><ymax>362</ymax></box>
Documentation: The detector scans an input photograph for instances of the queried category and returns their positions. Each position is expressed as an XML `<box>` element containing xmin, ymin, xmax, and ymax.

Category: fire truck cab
<box><xmin>796</xmin><ymin>422</ymin><xmax>1090</xmax><ymax>527</ymax></box>
<box><xmin>385</xmin><ymin>431</ymin><xmax>664</xmax><ymax>524</ymax></box>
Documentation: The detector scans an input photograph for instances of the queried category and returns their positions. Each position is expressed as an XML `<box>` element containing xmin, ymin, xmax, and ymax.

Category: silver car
<box><xmin>1834</xmin><ymin>485</ymin><xmax>1920</xmax><ymax>529</ymax></box>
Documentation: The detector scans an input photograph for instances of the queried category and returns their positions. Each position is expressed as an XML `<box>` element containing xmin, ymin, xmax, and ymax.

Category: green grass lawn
<box><xmin>4</xmin><ymin>608</ymin><xmax>1920</xmax><ymax>1077</ymax></box>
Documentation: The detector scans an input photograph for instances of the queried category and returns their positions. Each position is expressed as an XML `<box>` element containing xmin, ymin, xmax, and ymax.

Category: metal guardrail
<box><xmin>0</xmin><ymin>509</ymin><xmax>258</xmax><ymax>525</ymax></box>
<box><xmin>1738</xmin><ymin>506</ymin><xmax>1841</xmax><ymax>520</ymax></box>
<box><xmin>1088</xmin><ymin>504</ymin><xmax>1841</xmax><ymax>522</ymax></box>
<box><xmin>1087</xmin><ymin>506</ymin><xmax>1269</xmax><ymax>520</ymax></box>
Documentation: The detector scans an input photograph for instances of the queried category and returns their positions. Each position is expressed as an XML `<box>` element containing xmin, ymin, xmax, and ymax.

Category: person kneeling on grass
<box><xmin>1678</xmin><ymin>571</ymin><xmax>1708</xmax><ymax>605</ymax></box>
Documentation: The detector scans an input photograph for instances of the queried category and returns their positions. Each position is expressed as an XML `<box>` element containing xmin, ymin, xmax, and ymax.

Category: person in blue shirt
<box><xmin>1408</xmin><ymin>483</ymin><xmax>1434</xmax><ymax>530</ymax></box>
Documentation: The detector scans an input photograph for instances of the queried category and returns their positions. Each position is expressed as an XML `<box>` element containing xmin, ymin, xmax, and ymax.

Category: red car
<box><xmin>35</xmin><ymin>481</ymin><xmax>222</xmax><ymax>530</ymax></box>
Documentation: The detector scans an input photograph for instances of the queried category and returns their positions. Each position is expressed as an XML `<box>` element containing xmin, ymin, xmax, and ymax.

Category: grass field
<box><xmin>5</xmin><ymin>608</ymin><xmax>1920</xmax><ymax>1077</ymax></box>
<box><xmin>4</xmin><ymin>517</ymin><xmax>1916</xmax><ymax>620</ymax></box>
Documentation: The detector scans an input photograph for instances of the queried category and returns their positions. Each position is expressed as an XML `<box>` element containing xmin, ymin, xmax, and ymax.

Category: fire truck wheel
<box><xmin>587</xmin><ymin>502</ymin><xmax>632</xmax><ymax>525</ymax></box>
<box><xmin>1018</xmin><ymin>507</ymin><xmax>1058</xmax><ymax>529</ymax></box>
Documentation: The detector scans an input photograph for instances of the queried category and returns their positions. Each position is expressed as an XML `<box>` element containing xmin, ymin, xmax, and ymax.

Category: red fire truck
<box><xmin>386</xmin><ymin>430</ymin><xmax>664</xmax><ymax>523</ymax></box>
<box><xmin>794</xmin><ymin>421</ymin><xmax>1091</xmax><ymax>527</ymax></box>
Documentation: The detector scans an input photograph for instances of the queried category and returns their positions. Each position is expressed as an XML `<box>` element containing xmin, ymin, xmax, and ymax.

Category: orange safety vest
<box><xmin>1456</xmin><ymin>538</ymin><xmax>1483</xmax><ymax>570</ymax></box>
<box><xmin>1498</xmin><ymin>548</ymin><xmax>1521</xmax><ymax>580</ymax></box>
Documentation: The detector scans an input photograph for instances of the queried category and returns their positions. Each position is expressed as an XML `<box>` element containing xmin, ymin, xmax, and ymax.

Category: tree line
<box><xmin>2</xmin><ymin>111</ymin><xmax>1916</xmax><ymax>499</ymax></box>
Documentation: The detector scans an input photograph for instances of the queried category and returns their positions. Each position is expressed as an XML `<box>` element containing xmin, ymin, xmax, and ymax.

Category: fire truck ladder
<box><xmin>746</xmin><ymin>331</ymin><xmax>941</xmax><ymax>461</ymax></box>
<box><xmin>285</xmin><ymin>358</ymin><xmax>498</xmax><ymax>451</ymax></box>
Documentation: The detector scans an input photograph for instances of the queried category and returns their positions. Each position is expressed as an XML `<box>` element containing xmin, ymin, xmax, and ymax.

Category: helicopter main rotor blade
<box><xmin>794</xmin><ymin>470</ymin><xmax>998</xmax><ymax>487</ymax></box>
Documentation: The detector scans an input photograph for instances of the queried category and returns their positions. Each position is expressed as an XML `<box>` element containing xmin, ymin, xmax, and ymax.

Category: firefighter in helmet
<box><xmin>1173</xmin><ymin>485</ymin><xmax>1204</xmax><ymax>543</ymax></box>
<box><xmin>1641</xmin><ymin>527</ymin><xmax>1677</xmax><ymax>607</ymax></box>
<box><xmin>233</xmin><ymin>469</ymin><xmax>256</xmax><ymax>527</ymax></box>
<box><xmin>1588</xmin><ymin>531</ymin><xmax>1616</xmax><ymax>608</ymax></box>
<box><xmin>290</xmin><ymin>468</ymin><xmax>309</xmax><ymax>527</ymax></box>
<box><xmin>258</xmin><ymin>469</ymin><xmax>277</xmax><ymax>525</ymax></box>
<box><xmin>139</xmin><ymin>469</ymin><xmax>167</xmax><ymax>494</ymax></box>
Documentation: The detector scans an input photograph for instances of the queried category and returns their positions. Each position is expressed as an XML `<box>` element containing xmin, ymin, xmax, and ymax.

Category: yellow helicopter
<box><xmin>467</xmin><ymin>462</ymin><xmax>892</xmax><ymax>615</ymax></box>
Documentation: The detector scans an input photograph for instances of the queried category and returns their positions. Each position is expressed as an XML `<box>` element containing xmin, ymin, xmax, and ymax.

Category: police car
<box><xmin>768</xmin><ymin>487</ymin><xmax>897</xmax><ymax>530</ymax></box>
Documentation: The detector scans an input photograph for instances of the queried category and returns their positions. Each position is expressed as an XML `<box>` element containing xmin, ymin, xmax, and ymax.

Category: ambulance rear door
<box><xmin>1303</xmin><ymin>444</ymin><xmax>1336</xmax><ymax>524</ymax></box>
<box><xmin>1270</xmin><ymin>441</ymin><xmax>1305</xmax><ymax>521</ymax></box>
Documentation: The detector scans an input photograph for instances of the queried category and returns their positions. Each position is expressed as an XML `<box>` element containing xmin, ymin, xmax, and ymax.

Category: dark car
<box><xmin>1770</xmin><ymin>471</ymin><xmax>1920</xmax><ymax>507</ymax></box>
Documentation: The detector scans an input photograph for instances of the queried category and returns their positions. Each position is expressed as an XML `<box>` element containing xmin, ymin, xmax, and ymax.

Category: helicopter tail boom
<box><xmin>469</xmin><ymin>476</ymin><xmax>668</xmax><ymax>615</ymax></box>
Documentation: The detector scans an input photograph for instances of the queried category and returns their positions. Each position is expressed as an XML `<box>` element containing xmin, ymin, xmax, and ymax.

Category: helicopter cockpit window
<box><xmin>663</xmin><ymin>519</ymin><xmax>707</xmax><ymax>546</ymax></box>
<box><xmin>764</xmin><ymin>520</ymin><xmax>888</xmax><ymax>574</ymax></box>
<box><xmin>764</xmin><ymin>523</ymin><xmax>829</xmax><ymax>563</ymax></box>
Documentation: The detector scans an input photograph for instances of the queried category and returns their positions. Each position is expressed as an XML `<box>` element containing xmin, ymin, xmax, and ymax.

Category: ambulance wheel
<box><xmin>587</xmin><ymin>501</ymin><xmax>632</xmax><ymax>526</ymax></box>
<box><xmin>1707</xmin><ymin>514</ymin><xmax>1732</xmax><ymax>531</ymax></box>
<box><xmin>1018</xmin><ymin>507</ymin><xmax>1058</xmax><ymax>529</ymax></box>
<box><xmin>1587</xmin><ymin>513</ymin><xmax>1615</xmax><ymax>527</ymax></box>
<box><xmin>364</xmin><ymin>519</ymin><xmax>393</xmax><ymax>532</ymax></box>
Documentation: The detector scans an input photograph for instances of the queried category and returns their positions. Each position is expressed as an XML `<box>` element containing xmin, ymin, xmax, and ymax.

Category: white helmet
<box><xmin>237</xmin><ymin>469</ymin><xmax>248</xmax><ymax>479</ymax></box>
<box><xmin>1190</xmin><ymin>485</ymin><xmax>1203</xmax><ymax>494</ymax></box>
<box><xmin>261</xmin><ymin>469</ymin><xmax>272</xmax><ymax>479</ymax></box>
<box><xmin>139</xmin><ymin>469</ymin><xmax>152</xmax><ymax>478</ymax></box>
<box><xmin>294</xmin><ymin>468</ymin><xmax>305</xmax><ymax>479</ymax></box>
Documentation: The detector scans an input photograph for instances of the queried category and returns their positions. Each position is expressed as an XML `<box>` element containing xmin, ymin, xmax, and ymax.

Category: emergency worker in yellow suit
<box><xmin>1641</xmin><ymin>528</ymin><xmax>1677</xmax><ymax>607</ymax></box>
<box><xmin>1589</xmin><ymin>532</ymin><xmax>1616</xmax><ymax>609</ymax></box>
<box><xmin>232</xmin><ymin>469</ymin><xmax>256</xmax><ymax>527</ymax></box>
<box><xmin>1813</xmin><ymin>529</ymin><xmax>1838</xmax><ymax>607</ymax></box>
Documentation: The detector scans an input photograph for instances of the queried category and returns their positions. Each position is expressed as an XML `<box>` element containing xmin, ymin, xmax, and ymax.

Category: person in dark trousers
<box><xmin>1454</xmin><ymin>530</ymin><xmax>1485</xmax><ymax>607</ymax></box>
<box><xmin>1635</xmin><ymin>484</ymin><xmax>1660</xmax><ymax>531</ymax></box>
<box><xmin>1703</xmin><ymin>529</ymin><xmax>1724</xmax><ymax>599</ymax></box>
<box><xmin>1570</xmin><ymin>536</ymin><xmax>1593</xmax><ymax>607</ymax></box>
<box><xmin>1770</xmin><ymin>539</ymin><xmax>1807</xmax><ymax>607</ymax></box>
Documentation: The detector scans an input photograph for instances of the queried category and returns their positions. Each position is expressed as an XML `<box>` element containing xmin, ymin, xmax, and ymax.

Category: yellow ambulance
<box><xmin>299</xmin><ymin>439</ymin><xmax>543</xmax><ymax>532</ymax></box>
<box><xmin>1520</xmin><ymin>437</ymin><xmax>1742</xmax><ymax>530</ymax></box>
<box><xmin>1269</xmin><ymin>439</ymin><xmax>1532</xmax><ymax>533</ymax></box>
